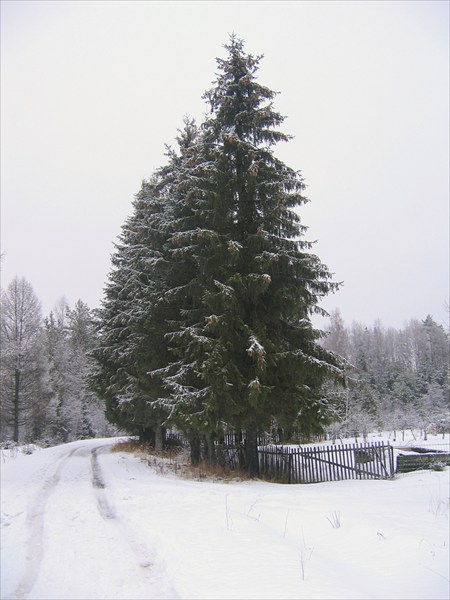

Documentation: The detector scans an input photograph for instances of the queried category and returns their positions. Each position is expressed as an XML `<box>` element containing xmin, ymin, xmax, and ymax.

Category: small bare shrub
<box><xmin>299</xmin><ymin>530</ymin><xmax>314</xmax><ymax>581</ymax></box>
<box><xmin>326</xmin><ymin>511</ymin><xmax>341</xmax><ymax>529</ymax></box>
<box><xmin>283</xmin><ymin>508</ymin><xmax>290</xmax><ymax>537</ymax></box>
<box><xmin>225</xmin><ymin>494</ymin><xmax>233</xmax><ymax>530</ymax></box>
<box><xmin>430</xmin><ymin>460</ymin><xmax>446</xmax><ymax>472</ymax></box>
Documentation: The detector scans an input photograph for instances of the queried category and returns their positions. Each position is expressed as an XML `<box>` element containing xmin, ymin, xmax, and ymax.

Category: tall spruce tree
<box><xmin>155</xmin><ymin>37</ymin><xmax>345</xmax><ymax>473</ymax></box>
<box><xmin>94</xmin><ymin>37</ymin><xmax>345</xmax><ymax>472</ymax></box>
<box><xmin>149</xmin><ymin>119</ymin><xmax>219</xmax><ymax>460</ymax></box>
<box><xmin>92</xmin><ymin>120</ymin><xmax>200</xmax><ymax>448</ymax></box>
<box><xmin>92</xmin><ymin>176</ymin><xmax>168</xmax><ymax>444</ymax></box>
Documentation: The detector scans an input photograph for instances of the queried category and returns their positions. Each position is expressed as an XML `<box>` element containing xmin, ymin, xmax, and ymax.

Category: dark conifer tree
<box><xmin>92</xmin><ymin>172</ymin><xmax>173</xmax><ymax>446</ymax></box>
<box><xmin>92</xmin><ymin>119</ymin><xmax>202</xmax><ymax>449</ymax></box>
<box><xmin>94</xmin><ymin>38</ymin><xmax>345</xmax><ymax>471</ymax></box>
<box><xmin>149</xmin><ymin>119</ymin><xmax>220</xmax><ymax>462</ymax></box>
<box><xmin>158</xmin><ymin>37</ymin><xmax>345</xmax><ymax>474</ymax></box>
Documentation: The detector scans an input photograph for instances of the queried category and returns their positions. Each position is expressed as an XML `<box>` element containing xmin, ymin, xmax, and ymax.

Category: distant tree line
<box><xmin>321</xmin><ymin>310</ymin><xmax>449</xmax><ymax>442</ymax></box>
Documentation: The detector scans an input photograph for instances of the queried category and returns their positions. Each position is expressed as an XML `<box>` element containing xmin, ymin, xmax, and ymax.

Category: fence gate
<box><xmin>258</xmin><ymin>441</ymin><xmax>395</xmax><ymax>483</ymax></box>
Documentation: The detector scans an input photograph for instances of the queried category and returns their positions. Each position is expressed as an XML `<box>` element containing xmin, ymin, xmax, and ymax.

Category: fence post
<box><xmin>388</xmin><ymin>443</ymin><xmax>394</xmax><ymax>478</ymax></box>
<box><xmin>287</xmin><ymin>452</ymin><xmax>291</xmax><ymax>484</ymax></box>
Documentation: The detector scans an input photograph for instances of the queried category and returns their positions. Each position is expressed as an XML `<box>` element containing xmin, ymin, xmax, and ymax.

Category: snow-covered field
<box><xmin>1</xmin><ymin>435</ymin><xmax>449</xmax><ymax>600</ymax></box>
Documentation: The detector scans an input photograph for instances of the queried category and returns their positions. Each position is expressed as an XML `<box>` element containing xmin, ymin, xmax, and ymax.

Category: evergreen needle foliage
<box><xmin>93</xmin><ymin>36</ymin><xmax>346</xmax><ymax>475</ymax></box>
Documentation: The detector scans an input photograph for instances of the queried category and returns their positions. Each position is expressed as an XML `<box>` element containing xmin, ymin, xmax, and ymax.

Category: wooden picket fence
<box><xmin>256</xmin><ymin>441</ymin><xmax>395</xmax><ymax>483</ymax></box>
<box><xmin>166</xmin><ymin>431</ymin><xmax>395</xmax><ymax>483</ymax></box>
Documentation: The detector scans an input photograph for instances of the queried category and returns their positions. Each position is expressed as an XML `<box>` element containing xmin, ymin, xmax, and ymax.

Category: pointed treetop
<box><xmin>202</xmin><ymin>35</ymin><xmax>287</xmax><ymax>147</ymax></box>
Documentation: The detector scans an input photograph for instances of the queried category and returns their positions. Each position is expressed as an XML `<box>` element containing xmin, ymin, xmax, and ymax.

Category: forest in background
<box><xmin>0</xmin><ymin>277</ymin><xmax>117</xmax><ymax>444</ymax></box>
<box><xmin>321</xmin><ymin>309</ymin><xmax>449</xmax><ymax>442</ymax></box>
<box><xmin>1</xmin><ymin>276</ymin><xmax>448</xmax><ymax>446</ymax></box>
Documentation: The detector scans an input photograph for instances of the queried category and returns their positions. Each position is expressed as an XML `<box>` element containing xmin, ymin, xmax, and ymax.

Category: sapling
<box><xmin>299</xmin><ymin>529</ymin><xmax>314</xmax><ymax>581</ymax></box>
<box><xmin>225</xmin><ymin>494</ymin><xmax>233</xmax><ymax>531</ymax></box>
<box><xmin>283</xmin><ymin>509</ymin><xmax>290</xmax><ymax>537</ymax></box>
<box><xmin>246</xmin><ymin>498</ymin><xmax>259</xmax><ymax>516</ymax></box>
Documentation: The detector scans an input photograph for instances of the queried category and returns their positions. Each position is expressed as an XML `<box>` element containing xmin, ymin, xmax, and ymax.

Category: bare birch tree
<box><xmin>0</xmin><ymin>277</ymin><xmax>49</xmax><ymax>442</ymax></box>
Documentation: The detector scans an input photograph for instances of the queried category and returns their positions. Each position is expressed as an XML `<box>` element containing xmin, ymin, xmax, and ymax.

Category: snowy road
<box><xmin>1</xmin><ymin>436</ymin><xmax>449</xmax><ymax>600</ymax></box>
<box><xmin>1</xmin><ymin>439</ymin><xmax>177</xmax><ymax>600</ymax></box>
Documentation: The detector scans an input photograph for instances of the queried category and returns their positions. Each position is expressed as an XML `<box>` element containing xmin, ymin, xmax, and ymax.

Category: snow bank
<box><xmin>1</xmin><ymin>436</ymin><xmax>449</xmax><ymax>599</ymax></box>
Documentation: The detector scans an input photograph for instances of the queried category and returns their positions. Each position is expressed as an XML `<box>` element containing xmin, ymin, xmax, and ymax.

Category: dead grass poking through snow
<box><xmin>183</xmin><ymin>459</ymin><xmax>251</xmax><ymax>483</ymax></box>
<box><xmin>110</xmin><ymin>439</ymin><xmax>152</xmax><ymax>456</ymax></box>
<box><xmin>110</xmin><ymin>438</ymin><xmax>251</xmax><ymax>482</ymax></box>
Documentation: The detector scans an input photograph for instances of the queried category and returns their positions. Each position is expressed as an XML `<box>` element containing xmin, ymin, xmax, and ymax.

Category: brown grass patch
<box><xmin>111</xmin><ymin>438</ymin><xmax>184</xmax><ymax>460</ymax></box>
<box><xmin>110</xmin><ymin>439</ymin><xmax>151</xmax><ymax>456</ymax></box>
<box><xmin>110</xmin><ymin>438</ymin><xmax>251</xmax><ymax>483</ymax></box>
<box><xmin>184</xmin><ymin>459</ymin><xmax>251</xmax><ymax>483</ymax></box>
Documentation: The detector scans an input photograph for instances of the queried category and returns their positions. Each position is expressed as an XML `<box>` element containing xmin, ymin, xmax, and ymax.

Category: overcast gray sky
<box><xmin>1</xmin><ymin>0</ymin><xmax>448</xmax><ymax>329</ymax></box>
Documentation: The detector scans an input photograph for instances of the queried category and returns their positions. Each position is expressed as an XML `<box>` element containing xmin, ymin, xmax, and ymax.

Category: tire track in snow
<box><xmin>91</xmin><ymin>447</ymin><xmax>116</xmax><ymax>519</ymax></box>
<box><xmin>90</xmin><ymin>448</ymin><xmax>156</xmax><ymax>567</ymax></box>
<box><xmin>9</xmin><ymin>443</ymin><xmax>177</xmax><ymax>599</ymax></box>
<box><xmin>90</xmin><ymin>446</ymin><xmax>179</xmax><ymax>598</ymax></box>
<box><xmin>11</xmin><ymin>447</ymin><xmax>82</xmax><ymax>599</ymax></box>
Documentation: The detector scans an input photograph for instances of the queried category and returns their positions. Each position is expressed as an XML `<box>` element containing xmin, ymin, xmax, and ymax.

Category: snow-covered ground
<box><xmin>1</xmin><ymin>434</ymin><xmax>449</xmax><ymax>600</ymax></box>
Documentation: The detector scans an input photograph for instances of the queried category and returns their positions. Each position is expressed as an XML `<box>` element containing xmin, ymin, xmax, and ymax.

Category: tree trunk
<box><xmin>155</xmin><ymin>425</ymin><xmax>165</xmax><ymax>452</ymax></box>
<box><xmin>14</xmin><ymin>368</ymin><xmax>20</xmax><ymax>443</ymax></box>
<box><xmin>216</xmin><ymin>433</ymin><xmax>226</xmax><ymax>467</ymax></box>
<box><xmin>235</xmin><ymin>430</ymin><xmax>246</xmax><ymax>469</ymax></box>
<box><xmin>207</xmin><ymin>433</ymin><xmax>216</xmax><ymax>465</ymax></box>
<box><xmin>190</xmin><ymin>434</ymin><xmax>201</xmax><ymax>466</ymax></box>
<box><xmin>245</xmin><ymin>421</ymin><xmax>259</xmax><ymax>477</ymax></box>
<box><xmin>140</xmin><ymin>427</ymin><xmax>155</xmax><ymax>447</ymax></box>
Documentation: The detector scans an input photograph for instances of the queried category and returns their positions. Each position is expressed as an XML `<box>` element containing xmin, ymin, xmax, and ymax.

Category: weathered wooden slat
<box><xmin>388</xmin><ymin>444</ymin><xmax>395</xmax><ymax>477</ymax></box>
<box><xmin>343</xmin><ymin>444</ymin><xmax>352</xmax><ymax>479</ymax></box>
<box><xmin>325</xmin><ymin>445</ymin><xmax>334</xmax><ymax>481</ymax></box>
<box><xmin>373</xmin><ymin>443</ymin><xmax>393</xmax><ymax>479</ymax></box>
<box><xmin>359</xmin><ymin>443</ymin><xmax>369</xmax><ymax>479</ymax></box>
<box><xmin>301</xmin><ymin>448</ymin><xmax>311</xmax><ymax>482</ymax></box>
<box><xmin>312</xmin><ymin>447</ymin><xmax>321</xmax><ymax>482</ymax></box>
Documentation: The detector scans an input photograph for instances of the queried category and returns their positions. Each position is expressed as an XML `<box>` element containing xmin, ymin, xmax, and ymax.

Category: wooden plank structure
<box><xmin>255</xmin><ymin>441</ymin><xmax>395</xmax><ymax>483</ymax></box>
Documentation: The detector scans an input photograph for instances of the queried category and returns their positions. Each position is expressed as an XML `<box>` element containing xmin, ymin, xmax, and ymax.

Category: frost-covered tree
<box><xmin>43</xmin><ymin>299</ymin><xmax>113</xmax><ymax>443</ymax></box>
<box><xmin>322</xmin><ymin>313</ymin><xmax>449</xmax><ymax>440</ymax></box>
<box><xmin>154</xmin><ymin>37</ymin><xmax>345</xmax><ymax>473</ymax></box>
<box><xmin>0</xmin><ymin>277</ymin><xmax>49</xmax><ymax>442</ymax></box>
<box><xmin>93</xmin><ymin>38</ymin><xmax>345</xmax><ymax>472</ymax></box>
<box><xmin>149</xmin><ymin>118</ymin><xmax>217</xmax><ymax>458</ymax></box>
<box><xmin>91</xmin><ymin>125</ymin><xmax>198</xmax><ymax>448</ymax></box>
<box><xmin>323</xmin><ymin>309</ymin><xmax>350</xmax><ymax>359</ymax></box>
<box><xmin>66</xmin><ymin>300</ymin><xmax>112</xmax><ymax>439</ymax></box>
<box><xmin>44</xmin><ymin>301</ymin><xmax>73</xmax><ymax>442</ymax></box>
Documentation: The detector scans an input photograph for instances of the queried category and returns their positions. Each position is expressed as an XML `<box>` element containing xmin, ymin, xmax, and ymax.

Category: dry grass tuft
<box><xmin>111</xmin><ymin>438</ymin><xmax>184</xmax><ymax>459</ymax></box>
<box><xmin>110</xmin><ymin>438</ymin><xmax>151</xmax><ymax>456</ymax></box>
<box><xmin>110</xmin><ymin>438</ymin><xmax>251</xmax><ymax>483</ymax></box>
<box><xmin>184</xmin><ymin>459</ymin><xmax>251</xmax><ymax>483</ymax></box>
